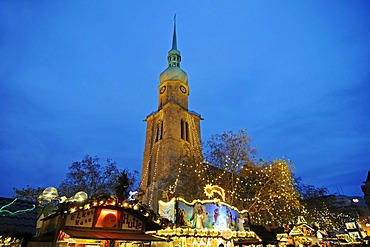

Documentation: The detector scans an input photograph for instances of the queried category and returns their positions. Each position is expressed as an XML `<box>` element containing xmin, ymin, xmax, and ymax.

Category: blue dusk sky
<box><xmin>1</xmin><ymin>1</ymin><xmax>369</xmax><ymax>198</ymax></box>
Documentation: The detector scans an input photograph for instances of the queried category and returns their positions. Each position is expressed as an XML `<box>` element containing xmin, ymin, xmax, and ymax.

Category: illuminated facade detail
<box><xmin>204</xmin><ymin>184</ymin><xmax>226</xmax><ymax>201</ymax></box>
<box><xmin>139</xmin><ymin>18</ymin><xmax>203</xmax><ymax>209</ymax></box>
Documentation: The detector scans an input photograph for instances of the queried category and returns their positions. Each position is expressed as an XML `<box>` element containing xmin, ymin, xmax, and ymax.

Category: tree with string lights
<box><xmin>160</xmin><ymin>152</ymin><xmax>207</xmax><ymax>202</ymax></box>
<box><xmin>202</xmin><ymin>129</ymin><xmax>302</xmax><ymax>226</ymax></box>
<box><xmin>203</xmin><ymin>129</ymin><xmax>257</xmax><ymax>205</ymax></box>
<box><xmin>164</xmin><ymin>129</ymin><xmax>301</xmax><ymax>226</ymax></box>
<box><xmin>298</xmin><ymin>183</ymin><xmax>360</xmax><ymax>231</ymax></box>
<box><xmin>239</xmin><ymin>159</ymin><xmax>301</xmax><ymax>225</ymax></box>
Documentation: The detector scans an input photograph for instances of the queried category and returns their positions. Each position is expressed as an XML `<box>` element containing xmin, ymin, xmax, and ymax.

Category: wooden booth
<box><xmin>31</xmin><ymin>196</ymin><xmax>163</xmax><ymax>247</ymax></box>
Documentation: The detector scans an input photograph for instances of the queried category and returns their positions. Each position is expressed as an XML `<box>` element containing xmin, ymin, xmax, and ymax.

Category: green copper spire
<box><xmin>160</xmin><ymin>16</ymin><xmax>188</xmax><ymax>85</ymax></box>
<box><xmin>168</xmin><ymin>14</ymin><xmax>181</xmax><ymax>67</ymax></box>
<box><xmin>172</xmin><ymin>14</ymin><xmax>177</xmax><ymax>50</ymax></box>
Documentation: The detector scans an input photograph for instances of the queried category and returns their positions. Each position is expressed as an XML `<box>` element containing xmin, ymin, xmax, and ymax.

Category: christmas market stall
<box><xmin>287</xmin><ymin>217</ymin><xmax>367</xmax><ymax>246</ymax></box>
<box><xmin>288</xmin><ymin>216</ymin><xmax>316</xmax><ymax>247</ymax></box>
<box><xmin>30</xmin><ymin>188</ymin><xmax>163</xmax><ymax>247</ymax></box>
<box><xmin>148</xmin><ymin>185</ymin><xmax>262</xmax><ymax>247</ymax></box>
<box><xmin>333</xmin><ymin>221</ymin><xmax>367</xmax><ymax>246</ymax></box>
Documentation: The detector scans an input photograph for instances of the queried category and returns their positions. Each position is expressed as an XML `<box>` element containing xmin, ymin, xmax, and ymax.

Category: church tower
<box><xmin>139</xmin><ymin>19</ymin><xmax>203</xmax><ymax>209</ymax></box>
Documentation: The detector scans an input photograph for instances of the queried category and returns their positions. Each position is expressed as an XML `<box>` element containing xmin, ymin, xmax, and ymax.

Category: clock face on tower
<box><xmin>179</xmin><ymin>85</ymin><xmax>187</xmax><ymax>94</ymax></box>
<box><xmin>160</xmin><ymin>86</ymin><xmax>166</xmax><ymax>94</ymax></box>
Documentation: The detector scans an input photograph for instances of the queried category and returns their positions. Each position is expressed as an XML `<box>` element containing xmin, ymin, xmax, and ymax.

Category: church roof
<box><xmin>160</xmin><ymin>66</ymin><xmax>188</xmax><ymax>84</ymax></box>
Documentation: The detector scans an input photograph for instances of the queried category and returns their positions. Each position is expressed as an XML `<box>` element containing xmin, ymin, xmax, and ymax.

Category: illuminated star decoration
<box><xmin>128</xmin><ymin>191</ymin><xmax>138</xmax><ymax>201</ymax></box>
<box><xmin>204</xmin><ymin>184</ymin><xmax>225</xmax><ymax>201</ymax></box>
<box><xmin>0</xmin><ymin>198</ymin><xmax>36</xmax><ymax>217</ymax></box>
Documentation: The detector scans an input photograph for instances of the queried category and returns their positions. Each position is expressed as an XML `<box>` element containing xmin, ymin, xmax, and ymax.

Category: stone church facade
<box><xmin>139</xmin><ymin>21</ymin><xmax>203</xmax><ymax>210</ymax></box>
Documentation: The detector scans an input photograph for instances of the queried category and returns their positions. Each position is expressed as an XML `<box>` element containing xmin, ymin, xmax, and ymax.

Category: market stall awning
<box><xmin>63</xmin><ymin>229</ymin><xmax>163</xmax><ymax>241</ymax></box>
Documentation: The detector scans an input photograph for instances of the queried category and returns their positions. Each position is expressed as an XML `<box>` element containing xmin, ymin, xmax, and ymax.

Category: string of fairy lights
<box><xmin>140</xmin><ymin>111</ymin><xmax>165</xmax><ymax>209</ymax></box>
<box><xmin>57</xmin><ymin>196</ymin><xmax>156</xmax><ymax>222</ymax></box>
<box><xmin>0</xmin><ymin>198</ymin><xmax>36</xmax><ymax>217</ymax></box>
<box><xmin>187</xmin><ymin>114</ymin><xmax>203</xmax><ymax>158</ymax></box>
<box><xmin>148</xmin><ymin>118</ymin><xmax>163</xmax><ymax>208</ymax></box>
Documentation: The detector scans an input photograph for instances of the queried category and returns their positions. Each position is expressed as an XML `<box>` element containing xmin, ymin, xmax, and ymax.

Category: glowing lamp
<box><xmin>74</xmin><ymin>191</ymin><xmax>88</xmax><ymax>202</ymax></box>
<box><xmin>103</xmin><ymin>213</ymin><xmax>117</xmax><ymax>228</ymax></box>
<box><xmin>42</xmin><ymin>187</ymin><xmax>59</xmax><ymax>201</ymax></box>
<box><xmin>221</xmin><ymin>228</ymin><xmax>233</xmax><ymax>239</ymax></box>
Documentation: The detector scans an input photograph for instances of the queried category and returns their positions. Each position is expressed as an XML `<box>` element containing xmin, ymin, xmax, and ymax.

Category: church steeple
<box><xmin>172</xmin><ymin>15</ymin><xmax>177</xmax><ymax>50</ymax></box>
<box><xmin>167</xmin><ymin>15</ymin><xmax>182</xmax><ymax>68</ymax></box>
<box><xmin>139</xmin><ymin>18</ymin><xmax>203</xmax><ymax>211</ymax></box>
<box><xmin>159</xmin><ymin>16</ymin><xmax>188</xmax><ymax>109</ymax></box>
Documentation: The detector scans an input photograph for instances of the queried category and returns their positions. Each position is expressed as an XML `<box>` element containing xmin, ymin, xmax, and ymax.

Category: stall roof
<box><xmin>63</xmin><ymin>229</ymin><xmax>164</xmax><ymax>242</ymax></box>
<box><xmin>250</xmin><ymin>225</ymin><xmax>277</xmax><ymax>244</ymax></box>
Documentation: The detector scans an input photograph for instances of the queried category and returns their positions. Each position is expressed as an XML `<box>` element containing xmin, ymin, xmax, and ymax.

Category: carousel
<box><xmin>147</xmin><ymin>185</ymin><xmax>262</xmax><ymax>247</ymax></box>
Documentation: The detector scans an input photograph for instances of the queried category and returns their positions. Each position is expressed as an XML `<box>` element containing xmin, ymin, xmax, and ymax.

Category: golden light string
<box><xmin>186</xmin><ymin>114</ymin><xmax>202</xmax><ymax>158</ymax></box>
<box><xmin>147</xmin><ymin>116</ymin><xmax>163</xmax><ymax>208</ymax></box>
<box><xmin>140</xmin><ymin>114</ymin><xmax>162</xmax><ymax>194</ymax></box>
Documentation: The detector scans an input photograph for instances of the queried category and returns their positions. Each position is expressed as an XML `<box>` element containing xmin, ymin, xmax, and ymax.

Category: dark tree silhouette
<box><xmin>115</xmin><ymin>169</ymin><xmax>139</xmax><ymax>199</ymax></box>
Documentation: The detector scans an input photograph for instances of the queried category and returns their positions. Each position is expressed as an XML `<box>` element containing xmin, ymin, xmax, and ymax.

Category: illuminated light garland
<box><xmin>186</xmin><ymin>114</ymin><xmax>203</xmax><ymax>158</ymax></box>
<box><xmin>61</xmin><ymin>197</ymin><xmax>154</xmax><ymax>220</ymax></box>
<box><xmin>155</xmin><ymin>227</ymin><xmax>258</xmax><ymax>241</ymax></box>
<box><xmin>140</xmin><ymin>112</ymin><xmax>165</xmax><ymax>207</ymax></box>
<box><xmin>0</xmin><ymin>198</ymin><xmax>36</xmax><ymax>217</ymax></box>
<box><xmin>148</xmin><ymin>143</ymin><xmax>161</xmax><ymax>208</ymax></box>
<box><xmin>204</xmin><ymin>184</ymin><xmax>225</xmax><ymax>201</ymax></box>
<box><xmin>139</xmin><ymin>121</ymin><xmax>155</xmax><ymax>194</ymax></box>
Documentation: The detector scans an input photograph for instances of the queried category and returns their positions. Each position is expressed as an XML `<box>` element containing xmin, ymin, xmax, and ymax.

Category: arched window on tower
<box><xmin>185</xmin><ymin>122</ymin><xmax>189</xmax><ymax>141</ymax></box>
<box><xmin>180</xmin><ymin>119</ymin><xmax>189</xmax><ymax>141</ymax></box>
<box><xmin>155</xmin><ymin>121</ymin><xmax>163</xmax><ymax>142</ymax></box>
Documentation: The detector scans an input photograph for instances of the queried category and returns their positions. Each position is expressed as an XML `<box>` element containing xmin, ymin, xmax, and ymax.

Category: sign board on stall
<box><xmin>121</xmin><ymin>212</ymin><xmax>143</xmax><ymax>232</ymax></box>
<box><xmin>65</xmin><ymin>208</ymin><xmax>95</xmax><ymax>227</ymax></box>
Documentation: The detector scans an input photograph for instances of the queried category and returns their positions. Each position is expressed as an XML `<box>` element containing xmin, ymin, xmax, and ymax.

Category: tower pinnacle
<box><xmin>172</xmin><ymin>14</ymin><xmax>177</xmax><ymax>50</ymax></box>
<box><xmin>167</xmin><ymin>14</ymin><xmax>181</xmax><ymax>68</ymax></box>
<box><xmin>160</xmin><ymin>16</ymin><xmax>188</xmax><ymax>85</ymax></box>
